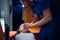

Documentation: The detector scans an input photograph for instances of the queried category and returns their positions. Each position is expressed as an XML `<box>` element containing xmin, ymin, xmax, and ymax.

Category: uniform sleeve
<box><xmin>38</xmin><ymin>0</ymin><xmax>50</xmax><ymax>12</ymax></box>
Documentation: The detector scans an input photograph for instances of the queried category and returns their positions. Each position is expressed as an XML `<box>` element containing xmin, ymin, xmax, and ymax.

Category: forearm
<box><xmin>33</xmin><ymin>16</ymin><xmax>52</xmax><ymax>26</ymax></box>
<box><xmin>32</xmin><ymin>8</ymin><xmax>52</xmax><ymax>26</ymax></box>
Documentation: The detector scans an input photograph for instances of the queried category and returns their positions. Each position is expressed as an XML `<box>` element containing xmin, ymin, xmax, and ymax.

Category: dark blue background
<box><xmin>12</xmin><ymin>0</ymin><xmax>23</xmax><ymax>31</ymax></box>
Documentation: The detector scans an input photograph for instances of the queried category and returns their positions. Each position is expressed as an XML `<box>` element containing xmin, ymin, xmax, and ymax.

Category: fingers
<box><xmin>19</xmin><ymin>23</ymin><xmax>31</xmax><ymax>30</ymax></box>
<box><xmin>24</xmin><ymin>23</ymin><xmax>31</xmax><ymax>28</ymax></box>
<box><xmin>18</xmin><ymin>23</ymin><xmax>29</xmax><ymax>33</ymax></box>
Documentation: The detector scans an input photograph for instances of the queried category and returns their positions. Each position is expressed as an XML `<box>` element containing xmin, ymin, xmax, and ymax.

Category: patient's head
<box><xmin>18</xmin><ymin>24</ymin><xmax>28</xmax><ymax>33</ymax></box>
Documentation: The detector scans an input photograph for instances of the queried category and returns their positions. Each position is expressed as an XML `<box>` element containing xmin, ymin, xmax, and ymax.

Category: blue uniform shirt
<box><xmin>30</xmin><ymin>0</ymin><xmax>59</xmax><ymax>40</ymax></box>
<box><xmin>30</xmin><ymin>0</ymin><xmax>50</xmax><ymax>16</ymax></box>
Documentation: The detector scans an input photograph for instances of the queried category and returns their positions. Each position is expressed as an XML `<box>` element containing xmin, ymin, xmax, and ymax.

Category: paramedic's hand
<box><xmin>24</xmin><ymin>23</ymin><xmax>34</xmax><ymax>28</ymax></box>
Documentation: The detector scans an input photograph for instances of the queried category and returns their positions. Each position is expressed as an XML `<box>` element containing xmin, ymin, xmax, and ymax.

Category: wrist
<box><xmin>32</xmin><ymin>22</ymin><xmax>40</xmax><ymax>27</ymax></box>
<box><xmin>30</xmin><ymin>23</ymin><xmax>37</xmax><ymax>27</ymax></box>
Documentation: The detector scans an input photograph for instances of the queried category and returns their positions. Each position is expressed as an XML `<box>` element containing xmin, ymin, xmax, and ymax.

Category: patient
<box><xmin>15</xmin><ymin>24</ymin><xmax>35</xmax><ymax>40</ymax></box>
